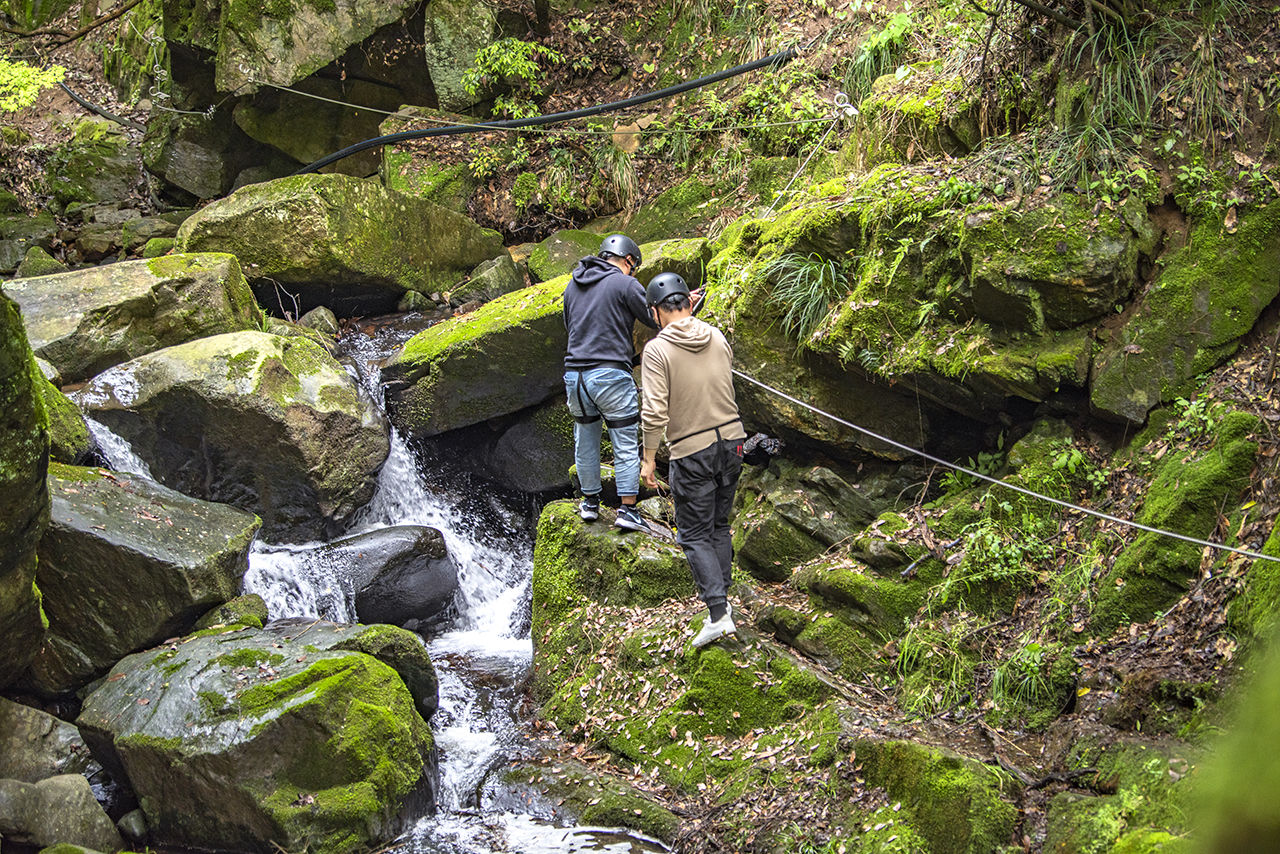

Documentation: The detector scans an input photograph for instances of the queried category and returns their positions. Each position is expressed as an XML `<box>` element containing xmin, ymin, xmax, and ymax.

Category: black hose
<box><xmin>59</xmin><ymin>82</ymin><xmax>147</xmax><ymax>132</ymax></box>
<box><xmin>295</xmin><ymin>46</ymin><xmax>799</xmax><ymax>174</ymax></box>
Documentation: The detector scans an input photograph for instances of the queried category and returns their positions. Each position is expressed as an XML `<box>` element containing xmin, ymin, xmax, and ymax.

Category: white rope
<box><xmin>761</xmin><ymin>92</ymin><xmax>858</xmax><ymax>216</ymax></box>
<box><xmin>730</xmin><ymin>368</ymin><xmax>1280</xmax><ymax>566</ymax></box>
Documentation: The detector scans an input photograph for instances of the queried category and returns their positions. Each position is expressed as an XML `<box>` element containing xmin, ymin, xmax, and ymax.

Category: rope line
<box><xmin>730</xmin><ymin>368</ymin><xmax>1280</xmax><ymax>566</ymax></box>
<box><xmin>297</xmin><ymin>45</ymin><xmax>801</xmax><ymax>173</ymax></box>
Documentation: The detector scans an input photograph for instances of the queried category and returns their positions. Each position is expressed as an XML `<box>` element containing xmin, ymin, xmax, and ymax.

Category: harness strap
<box><xmin>669</xmin><ymin>417</ymin><xmax>742</xmax><ymax>447</ymax></box>
<box><xmin>605</xmin><ymin>413</ymin><xmax>640</xmax><ymax>429</ymax></box>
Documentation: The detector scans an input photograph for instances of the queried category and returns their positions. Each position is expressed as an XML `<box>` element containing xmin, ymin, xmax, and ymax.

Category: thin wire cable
<box><xmin>762</xmin><ymin>115</ymin><xmax>839</xmax><ymax>216</ymax></box>
<box><xmin>730</xmin><ymin>368</ymin><xmax>1280</xmax><ymax>566</ymax></box>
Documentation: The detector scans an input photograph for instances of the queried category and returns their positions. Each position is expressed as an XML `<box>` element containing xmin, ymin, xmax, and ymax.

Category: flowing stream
<box><xmin>94</xmin><ymin>316</ymin><xmax>666</xmax><ymax>853</ymax></box>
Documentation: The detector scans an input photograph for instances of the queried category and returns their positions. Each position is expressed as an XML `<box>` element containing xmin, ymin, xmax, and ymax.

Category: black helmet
<box><xmin>645</xmin><ymin>272</ymin><xmax>690</xmax><ymax>307</ymax></box>
<box><xmin>599</xmin><ymin>233</ymin><xmax>641</xmax><ymax>267</ymax></box>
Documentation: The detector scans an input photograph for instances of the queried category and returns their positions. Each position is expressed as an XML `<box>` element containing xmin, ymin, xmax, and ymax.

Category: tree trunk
<box><xmin>534</xmin><ymin>0</ymin><xmax>551</xmax><ymax>35</ymax></box>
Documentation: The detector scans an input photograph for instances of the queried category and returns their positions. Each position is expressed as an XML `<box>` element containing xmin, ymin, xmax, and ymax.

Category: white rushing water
<box><xmin>238</xmin><ymin>318</ymin><xmax>667</xmax><ymax>854</ymax></box>
<box><xmin>84</xmin><ymin>416</ymin><xmax>153</xmax><ymax>479</ymax></box>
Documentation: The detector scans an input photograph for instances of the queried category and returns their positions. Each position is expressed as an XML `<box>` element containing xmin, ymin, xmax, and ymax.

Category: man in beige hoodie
<box><xmin>639</xmin><ymin>272</ymin><xmax>747</xmax><ymax>648</ymax></box>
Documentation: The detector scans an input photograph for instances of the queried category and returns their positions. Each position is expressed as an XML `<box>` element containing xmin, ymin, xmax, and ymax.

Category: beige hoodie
<box><xmin>640</xmin><ymin>315</ymin><xmax>746</xmax><ymax>460</ymax></box>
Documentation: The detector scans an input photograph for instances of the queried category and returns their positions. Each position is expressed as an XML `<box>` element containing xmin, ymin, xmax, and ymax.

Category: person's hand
<box><xmin>641</xmin><ymin>458</ymin><xmax>658</xmax><ymax>489</ymax></box>
<box><xmin>689</xmin><ymin>288</ymin><xmax>705</xmax><ymax>310</ymax></box>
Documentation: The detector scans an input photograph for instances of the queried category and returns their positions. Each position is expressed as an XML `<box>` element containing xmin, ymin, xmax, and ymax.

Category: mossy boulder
<box><xmin>45</xmin><ymin>118</ymin><xmax>139</xmax><ymax>210</ymax></box>
<box><xmin>0</xmin><ymin>210</ymin><xmax>57</xmax><ymax>274</ymax></box>
<box><xmin>0</xmin><ymin>290</ymin><xmax>50</xmax><ymax>690</ymax></box>
<box><xmin>0</xmin><ymin>774</ymin><xmax>123</xmax><ymax>853</ymax></box>
<box><xmin>453</xmin><ymin>253</ymin><xmax>527</xmax><ymax>304</ymax></box>
<box><xmin>176</xmin><ymin>173</ymin><xmax>504</xmax><ymax>313</ymax></box>
<box><xmin>76</xmin><ymin>623</ymin><xmax>436</xmax><ymax>853</ymax></box>
<box><xmin>383</xmin><ymin>277</ymin><xmax>567</xmax><ymax>439</ymax></box>
<box><xmin>195</xmin><ymin>593</ymin><xmax>269</xmax><ymax>630</ymax></box>
<box><xmin>26</xmin><ymin>463</ymin><xmax>260</xmax><ymax>697</ymax></box>
<box><xmin>854</xmin><ymin>739</ymin><xmax>1019</xmax><ymax>854</ymax></box>
<box><xmin>733</xmin><ymin>459</ymin><xmax>882</xmax><ymax>582</ymax></box>
<box><xmin>103</xmin><ymin>0</ymin><xmax>168</xmax><ymax>101</ymax></box>
<box><xmin>0</xmin><ymin>696</ymin><xmax>99</xmax><ymax>783</ymax></box>
<box><xmin>75</xmin><ymin>331</ymin><xmax>389</xmax><ymax>542</ymax></box>
<box><xmin>633</xmin><ymin>237</ymin><xmax>712</xmax><ymax>289</ymax></box>
<box><xmin>423</xmin><ymin>0</ymin><xmax>498</xmax><ymax>112</ymax></box>
<box><xmin>5</xmin><ymin>253</ymin><xmax>263</xmax><ymax>384</ymax></box>
<box><xmin>503</xmin><ymin>759</ymin><xmax>681</xmax><ymax>843</ymax></box>
<box><xmin>532</xmin><ymin>499</ymin><xmax>692</xmax><ymax>643</ymax></box>
<box><xmin>379</xmin><ymin>107</ymin><xmax>481</xmax><ymax>213</ymax></box>
<box><xmin>794</xmin><ymin>559</ymin><xmax>930</xmax><ymax>639</ymax></box>
<box><xmin>527</xmin><ymin>229</ymin><xmax>604</xmax><ymax>283</ymax></box>
<box><xmin>1091</xmin><ymin>411</ymin><xmax>1260</xmax><ymax>635</ymax></box>
<box><xmin>142</xmin><ymin>107</ymin><xmax>264</xmax><ymax>201</ymax></box>
<box><xmin>855</xmin><ymin>69</ymin><xmax>981</xmax><ymax>166</ymax></box>
<box><xmin>1091</xmin><ymin>204</ymin><xmax>1280</xmax><ymax>424</ymax></box>
<box><xmin>38</xmin><ymin>377</ymin><xmax>92</xmax><ymax>464</ymax></box>
<box><xmin>14</xmin><ymin>246</ymin><xmax>68</xmax><ymax>278</ymax></box>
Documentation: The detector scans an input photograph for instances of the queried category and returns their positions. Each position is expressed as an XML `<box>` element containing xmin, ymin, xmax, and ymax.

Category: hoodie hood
<box><xmin>570</xmin><ymin>255</ymin><xmax>618</xmax><ymax>288</ymax></box>
<box><xmin>658</xmin><ymin>315</ymin><xmax>713</xmax><ymax>352</ymax></box>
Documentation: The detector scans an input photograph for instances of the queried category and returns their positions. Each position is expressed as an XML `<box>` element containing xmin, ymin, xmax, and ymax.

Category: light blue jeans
<box><xmin>564</xmin><ymin>368</ymin><xmax>640</xmax><ymax>499</ymax></box>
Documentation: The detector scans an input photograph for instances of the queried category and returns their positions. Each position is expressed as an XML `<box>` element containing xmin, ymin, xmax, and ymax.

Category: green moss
<box><xmin>512</xmin><ymin>172</ymin><xmax>539</xmax><ymax>211</ymax></box>
<box><xmin>1230</xmin><ymin>518</ymin><xmax>1280</xmax><ymax>639</ymax></box>
<box><xmin>795</xmin><ymin>562</ymin><xmax>927</xmax><ymax>636</ymax></box>
<box><xmin>214</xmin><ymin>648</ymin><xmax>283</xmax><ymax>669</ymax></box>
<box><xmin>195</xmin><ymin>594</ymin><xmax>269</xmax><ymax>630</ymax></box>
<box><xmin>39</xmin><ymin>376</ymin><xmax>90</xmax><ymax>464</ymax></box>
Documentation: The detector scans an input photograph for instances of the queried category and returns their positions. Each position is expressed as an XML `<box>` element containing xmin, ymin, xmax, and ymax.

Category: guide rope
<box><xmin>730</xmin><ymin>368</ymin><xmax>1280</xmax><ymax>566</ymax></box>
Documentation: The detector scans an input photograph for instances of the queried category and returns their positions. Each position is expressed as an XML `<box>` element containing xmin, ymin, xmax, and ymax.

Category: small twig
<box><xmin>1006</xmin><ymin>0</ymin><xmax>1084</xmax><ymax>28</ymax></box>
<box><xmin>52</xmin><ymin>0</ymin><xmax>145</xmax><ymax>46</ymax></box>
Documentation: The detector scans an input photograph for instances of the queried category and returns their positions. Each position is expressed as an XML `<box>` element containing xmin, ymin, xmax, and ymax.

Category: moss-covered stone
<box><xmin>1092</xmin><ymin>204</ymin><xmax>1280</xmax><ymax>424</ymax></box>
<box><xmin>176</xmin><ymin>173</ymin><xmax>503</xmax><ymax>313</ymax></box>
<box><xmin>5</xmin><ymin>252</ymin><xmax>263</xmax><ymax>384</ymax></box>
<box><xmin>854</xmin><ymin>739</ymin><xmax>1019</xmax><ymax>854</ymax></box>
<box><xmin>14</xmin><ymin>246</ymin><xmax>68</xmax><ymax>278</ymax></box>
<box><xmin>194</xmin><ymin>593</ymin><xmax>269</xmax><ymax>630</ymax></box>
<box><xmin>102</xmin><ymin>0</ymin><xmax>167</xmax><ymax>102</ymax></box>
<box><xmin>527</xmin><ymin>228</ymin><xmax>604</xmax><ymax>283</ymax></box>
<box><xmin>44</xmin><ymin>118</ymin><xmax>140</xmax><ymax>210</ymax></box>
<box><xmin>855</xmin><ymin>68</ymin><xmax>981</xmax><ymax>166</ymax></box>
<box><xmin>38</xmin><ymin>376</ymin><xmax>91</xmax><ymax>464</ymax></box>
<box><xmin>0</xmin><ymin>290</ymin><xmax>49</xmax><ymax>689</ymax></box>
<box><xmin>1092</xmin><ymin>412</ymin><xmax>1260</xmax><ymax>634</ymax></box>
<box><xmin>383</xmin><ymin>277</ymin><xmax>567</xmax><ymax>438</ymax></box>
<box><xmin>77</xmin><ymin>624</ymin><xmax>434</xmax><ymax>852</ymax></box>
<box><xmin>75</xmin><ymin>331</ymin><xmax>389</xmax><ymax>542</ymax></box>
<box><xmin>378</xmin><ymin>108</ymin><xmax>482</xmax><ymax>214</ymax></box>
<box><xmin>422</xmin><ymin>0</ymin><xmax>498</xmax><ymax>111</ymax></box>
<box><xmin>504</xmin><ymin>759</ymin><xmax>681</xmax><ymax>842</ymax></box>
<box><xmin>0</xmin><ymin>210</ymin><xmax>58</xmax><ymax>274</ymax></box>
<box><xmin>142</xmin><ymin>236</ymin><xmax>175</xmax><ymax>258</ymax></box>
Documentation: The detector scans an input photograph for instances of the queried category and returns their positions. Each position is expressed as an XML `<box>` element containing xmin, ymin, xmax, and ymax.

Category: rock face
<box><xmin>527</xmin><ymin>229</ymin><xmax>603</xmax><ymax>283</ymax></box>
<box><xmin>77</xmin><ymin>621</ymin><xmax>436</xmax><ymax>853</ymax></box>
<box><xmin>45</xmin><ymin>118</ymin><xmax>140</xmax><ymax>210</ymax></box>
<box><xmin>0</xmin><ymin>697</ymin><xmax>99</xmax><ymax>783</ymax></box>
<box><xmin>76</xmin><ymin>331</ymin><xmax>389</xmax><ymax>542</ymax></box>
<box><xmin>383</xmin><ymin>277</ymin><xmax>567</xmax><ymax>439</ymax></box>
<box><xmin>27</xmin><ymin>463</ymin><xmax>260</xmax><ymax>697</ymax></box>
<box><xmin>423</xmin><ymin>0</ymin><xmax>497</xmax><ymax>111</ymax></box>
<box><xmin>175</xmin><ymin>174</ymin><xmax>504</xmax><ymax>313</ymax></box>
<box><xmin>5</xmin><ymin>253</ymin><xmax>263</xmax><ymax>384</ymax></box>
<box><xmin>0</xmin><ymin>210</ymin><xmax>57</xmax><ymax>274</ymax></box>
<box><xmin>0</xmin><ymin>290</ymin><xmax>49</xmax><ymax>689</ymax></box>
<box><xmin>0</xmin><ymin>775</ymin><xmax>124</xmax><ymax>853</ymax></box>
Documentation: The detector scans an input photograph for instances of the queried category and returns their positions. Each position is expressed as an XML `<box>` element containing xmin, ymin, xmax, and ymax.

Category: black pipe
<box><xmin>59</xmin><ymin>82</ymin><xmax>147</xmax><ymax>132</ymax></box>
<box><xmin>295</xmin><ymin>46</ymin><xmax>799</xmax><ymax>174</ymax></box>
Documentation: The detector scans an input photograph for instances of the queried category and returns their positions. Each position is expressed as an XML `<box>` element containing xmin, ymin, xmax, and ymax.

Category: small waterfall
<box><xmin>84</xmin><ymin>417</ymin><xmax>154</xmax><ymax>478</ymax></box>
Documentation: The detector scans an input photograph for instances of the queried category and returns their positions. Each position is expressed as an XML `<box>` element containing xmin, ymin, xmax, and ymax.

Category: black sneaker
<box><xmin>614</xmin><ymin>504</ymin><xmax>647</xmax><ymax>532</ymax></box>
<box><xmin>579</xmin><ymin>495</ymin><xmax>600</xmax><ymax>522</ymax></box>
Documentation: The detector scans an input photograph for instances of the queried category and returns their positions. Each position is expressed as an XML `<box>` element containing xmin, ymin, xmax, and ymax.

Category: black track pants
<box><xmin>668</xmin><ymin>437</ymin><xmax>744</xmax><ymax>609</ymax></box>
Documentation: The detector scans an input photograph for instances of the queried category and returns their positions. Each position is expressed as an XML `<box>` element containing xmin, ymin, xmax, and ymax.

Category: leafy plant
<box><xmin>1170</xmin><ymin>395</ymin><xmax>1221</xmax><ymax>439</ymax></box>
<box><xmin>992</xmin><ymin>638</ymin><xmax>1050</xmax><ymax>706</ymax></box>
<box><xmin>462</xmin><ymin>38</ymin><xmax>563</xmax><ymax>118</ymax></box>
<box><xmin>766</xmin><ymin>252</ymin><xmax>848</xmax><ymax>344</ymax></box>
<box><xmin>0</xmin><ymin>57</ymin><xmax>65</xmax><ymax>112</ymax></box>
<box><xmin>843</xmin><ymin>12</ymin><xmax>914</xmax><ymax>99</ymax></box>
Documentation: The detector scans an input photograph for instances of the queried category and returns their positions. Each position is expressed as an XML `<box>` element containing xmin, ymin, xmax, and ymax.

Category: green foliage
<box><xmin>843</xmin><ymin>12</ymin><xmax>914</xmax><ymax>98</ymax></box>
<box><xmin>737</xmin><ymin>70</ymin><xmax>830</xmax><ymax>156</ymax></box>
<box><xmin>1168</xmin><ymin>395</ymin><xmax>1223</xmax><ymax>440</ymax></box>
<box><xmin>0</xmin><ymin>57</ymin><xmax>66</xmax><ymax>112</ymax></box>
<box><xmin>940</xmin><ymin>436</ymin><xmax>1004</xmax><ymax>495</ymax></box>
<box><xmin>896</xmin><ymin>617</ymin><xmax>975</xmax><ymax>716</ymax></box>
<box><xmin>765</xmin><ymin>252</ymin><xmax>848</xmax><ymax>344</ymax></box>
<box><xmin>936</xmin><ymin>511</ymin><xmax>1051</xmax><ymax>610</ymax></box>
<box><xmin>462</xmin><ymin>38</ymin><xmax>563</xmax><ymax>118</ymax></box>
<box><xmin>992</xmin><ymin>637</ymin><xmax>1049</xmax><ymax>707</ymax></box>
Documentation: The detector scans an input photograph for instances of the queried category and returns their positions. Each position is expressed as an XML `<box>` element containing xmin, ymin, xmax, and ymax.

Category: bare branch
<box><xmin>1006</xmin><ymin>0</ymin><xmax>1084</xmax><ymax>28</ymax></box>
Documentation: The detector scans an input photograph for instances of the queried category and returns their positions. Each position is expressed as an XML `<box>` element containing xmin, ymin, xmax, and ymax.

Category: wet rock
<box><xmin>26</xmin><ymin>463</ymin><xmax>260</xmax><ymax>697</ymax></box>
<box><xmin>175</xmin><ymin>174</ymin><xmax>504</xmax><ymax>314</ymax></box>
<box><xmin>0</xmin><ymin>210</ymin><xmax>57</xmax><ymax>274</ymax></box>
<box><xmin>14</xmin><ymin>246</ymin><xmax>67</xmax><ymax>278</ymax></box>
<box><xmin>0</xmin><ymin>774</ymin><xmax>123</xmax><ymax>853</ymax></box>
<box><xmin>298</xmin><ymin>305</ymin><xmax>339</xmax><ymax>339</ymax></box>
<box><xmin>194</xmin><ymin>593</ymin><xmax>269</xmax><ymax>630</ymax></box>
<box><xmin>1092</xmin><ymin>204</ymin><xmax>1280</xmax><ymax>424</ymax></box>
<box><xmin>0</xmin><ymin>291</ymin><xmax>49</xmax><ymax>689</ymax></box>
<box><xmin>429</xmin><ymin>398</ymin><xmax>576</xmax><ymax>493</ymax></box>
<box><xmin>527</xmin><ymin>229</ymin><xmax>603</xmax><ymax>283</ymax></box>
<box><xmin>0</xmin><ymin>698</ymin><xmax>99</xmax><ymax>783</ymax></box>
<box><xmin>310</xmin><ymin>526</ymin><xmax>460</xmax><ymax>631</ymax></box>
<box><xmin>502</xmin><ymin>759</ymin><xmax>681</xmax><ymax>843</ymax></box>
<box><xmin>75</xmin><ymin>331</ymin><xmax>389</xmax><ymax>542</ymax></box>
<box><xmin>38</xmin><ymin>377</ymin><xmax>92</xmax><ymax>465</ymax></box>
<box><xmin>732</xmin><ymin>459</ymin><xmax>881</xmax><ymax>582</ymax></box>
<box><xmin>383</xmin><ymin>277</ymin><xmax>567</xmax><ymax>439</ymax></box>
<box><xmin>77</xmin><ymin>623</ymin><xmax>435</xmax><ymax>852</ymax></box>
<box><xmin>5</xmin><ymin>253</ymin><xmax>263</xmax><ymax>384</ymax></box>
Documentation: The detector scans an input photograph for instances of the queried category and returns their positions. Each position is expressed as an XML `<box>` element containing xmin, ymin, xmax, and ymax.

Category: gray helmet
<box><xmin>645</xmin><ymin>272</ymin><xmax>690</xmax><ymax>307</ymax></box>
<box><xmin>599</xmin><ymin>233</ymin><xmax>641</xmax><ymax>267</ymax></box>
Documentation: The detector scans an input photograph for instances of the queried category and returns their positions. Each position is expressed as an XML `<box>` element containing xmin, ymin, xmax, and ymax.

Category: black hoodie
<box><xmin>562</xmin><ymin>255</ymin><xmax>657</xmax><ymax>370</ymax></box>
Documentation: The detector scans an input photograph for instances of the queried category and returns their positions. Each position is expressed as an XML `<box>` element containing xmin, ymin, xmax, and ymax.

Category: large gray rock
<box><xmin>142</xmin><ymin>108</ymin><xmax>265</xmax><ymax>201</ymax></box>
<box><xmin>383</xmin><ymin>277</ymin><xmax>567</xmax><ymax>439</ymax></box>
<box><xmin>0</xmin><ymin>775</ymin><xmax>123</xmax><ymax>853</ymax></box>
<box><xmin>77</xmin><ymin>623</ymin><xmax>436</xmax><ymax>852</ymax></box>
<box><xmin>0</xmin><ymin>698</ymin><xmax>99</xmax><ymax>783</ymax></box>
<box><xmin>175</xmin><ymin>174</ymin><xmax>505</xmax><ymax>313</ymax></box>
<box><xmin>4</xmin><ymin>253</ymin><xmax>263</xmax><ymax>384</ymax></box>
<box><xmin>423</xmin><ymin>0</ymin><xmax>498</xmax><ymax>111</ymax></box>
<box><xmin>0</xmin><ymin>211</ymin><xmax>57</xmax><ymax>274</ymax></box>
<box><xmin>75</xmin><ymin>331</ymin><xmax>390</xmax><ymax>542</ymax></box>
<box><xmin>26</xmin><ymin>463</ymin><xmax>260</xmax><ymax>697</ymax></box>
<box><xmin>0</xmin><ymin>290</ymin><xmax>49</xmax><ymax>689</ymax></box>
<box><xmin>45</xmin><ymin>118</ymin><xmax>139</xmax><ymax>210</ymax></box>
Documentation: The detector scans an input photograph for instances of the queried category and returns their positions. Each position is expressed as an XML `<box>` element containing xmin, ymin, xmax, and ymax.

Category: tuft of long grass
<box><xmin>593</xmin><ymin>144</ymin><xmax>638</xmax><ymax>210</ymax></box>
<box><xmin>766</xmin><ymin>252</ymin><xmax>848</xmax><ymax>344</ymax></box>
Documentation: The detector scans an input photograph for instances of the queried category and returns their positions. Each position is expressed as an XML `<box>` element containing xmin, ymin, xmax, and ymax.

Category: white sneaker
<box><xmin>691</xmin><ymin>614</ymin><xmax>736</xmax><ymax>648</ymax></box>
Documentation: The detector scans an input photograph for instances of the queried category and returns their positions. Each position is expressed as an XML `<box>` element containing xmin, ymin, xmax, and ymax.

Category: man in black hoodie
<box><xmin>563</xmin><ymin>233</ymin><xmax>656</xmax><ymax>531</ymax></box>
